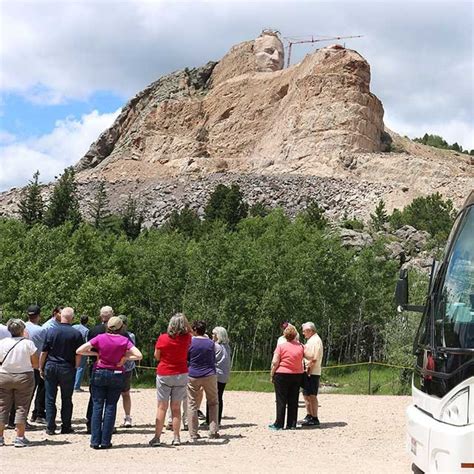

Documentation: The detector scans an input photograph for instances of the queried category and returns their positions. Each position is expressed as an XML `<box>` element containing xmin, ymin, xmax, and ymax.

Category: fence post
<box><xmin>368</xmin><ymin>357</ymin><xmax>372</xmax><ymax>395</ymax></box>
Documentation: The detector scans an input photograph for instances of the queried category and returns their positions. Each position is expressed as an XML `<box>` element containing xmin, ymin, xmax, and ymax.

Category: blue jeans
<box><xmin>74</xmin><ymin>356</ymin><xmax>88</xmax><ymax>390</ymax></box>
<box><xmin>91</xmin><ymin>369</ymin><xmax>125</xmax><ymax>447</ymax></box>
<box><xmin>44</xmin><ymin>362</ymin><xmax>75</xmax><ymax>431</ymax></box>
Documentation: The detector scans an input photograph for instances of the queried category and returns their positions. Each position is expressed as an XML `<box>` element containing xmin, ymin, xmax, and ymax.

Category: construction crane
<box><xmin>284</xmin><ymin>35</ymin><xmax>363</xmax><ymax>68</ymax></box>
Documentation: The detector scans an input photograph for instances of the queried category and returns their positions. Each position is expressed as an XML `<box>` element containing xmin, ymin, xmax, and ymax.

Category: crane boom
<box><xmin>286</xmin><ymin>34</ymin><xmax>363</xmax><ymax>68</ymax></box>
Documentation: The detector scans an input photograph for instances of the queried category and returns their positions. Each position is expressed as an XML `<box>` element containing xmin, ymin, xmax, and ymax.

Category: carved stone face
<box><xmin>254</xmin><ymin>33</ymin><xmax>284</xmax><ymax>72</ymax></box>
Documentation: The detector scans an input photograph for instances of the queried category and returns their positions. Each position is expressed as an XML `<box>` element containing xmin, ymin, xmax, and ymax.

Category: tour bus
<box><xmin>395</xmin><ymin>190</ymin><xmax>474</xmax><ymax>473</ymax></box>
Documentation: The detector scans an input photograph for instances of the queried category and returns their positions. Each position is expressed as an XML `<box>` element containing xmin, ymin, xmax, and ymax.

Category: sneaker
<box><xmin>302</xmin><ymin>414</ymin><xmax>312</xmax><ymax>423</ymax></box>
<box><xmin>74</xmin><ymin>388</ymin><xmax>84</xmax><ymax>393</ymax></box>
<box><xmin>188</xmin><ymin>437</ymin><xmax>200</xmax><ymax>444</ymax></box>
<box><xmin>14</xmin><ymin>437</ymin><xmax>30</xmax><ymax>448</ymax></box>
<box><xmin>209</xmin><ymin>432</ymin><xmax>220</xmax><ymax>439</ymax></box>
<box><xmin>182</xmin><ymin>424</ymin><xmax>188</xmax><ymax>431</ymax></box>
<box><xmin>197</xmin><ymin>410</ymin><xmax>205</xmax><ymax>420</ymax></box>
<box><xmin>90</xmin><ymin>444</ymin><xmax>100</xmax><ymax>450</ymax></box>
<box><xmin>6</xmin><ymin>424</ymin><xmax>15</xmax><ymax>430</ymax></box>
<box><xmin>200</xmin><ymin>421</ymin><xmax>209</xmax><ymax>428</ymax></box>
<box><xmin>100</xmin><ymin>444</ymin><xmax>112</xmax><ymax>449</ymax></box>
<box><xmin>60</xmin><ymin>427</ymin><xmax>75</xmax><ymax>434</ymax></box>
<box><xmin>148</xmin><ymin>436</ymin><xmax>161</xmax><ymax>447</ymax></box>
<box><xmin>312</xmin><ymin>417</ymin><xmax>321</xmax><ymax>426</ymax></box>
<box><xmin>35</xmin><ymin>416</ymin><xmax>47</xmax><ymax>425</ymax></box>
<box><xmin>45</xmin><ymin>429</ymin><xmax>56</xmax><ymax>435</ymax></box>
<box><xmin>165</xmin><ymin>422</ymin><xmax>173</xmax><ymax>431</ymax></box>
<box><xmin>301</xmin><ymin>418</ymin><xmax>317</xmax><ymax>427</ymax></box>
<box><xmin>171</xmin><ymin>438</ymin><xmax>181</xmax><ymax>446</ymax></box>
<box><xmin>0</xmin><ymin>436</ymin><xmax>4</xmax><ymax>446</ymax></box>
<box><xmin>122</xmin><ymin>417</ymin><xmax>132</xmax><ymax>428</ymax></box>
<box><xmin>268</xmin><ymin>424</ymin><xmax>283</xmax><ymax>431</ymax></box>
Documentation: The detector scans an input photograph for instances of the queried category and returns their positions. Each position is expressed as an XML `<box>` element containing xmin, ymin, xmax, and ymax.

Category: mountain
<box><xmin>1</xmin><ymin>32</ymin><xmax>472</xmax><ymax>224</ymax></box>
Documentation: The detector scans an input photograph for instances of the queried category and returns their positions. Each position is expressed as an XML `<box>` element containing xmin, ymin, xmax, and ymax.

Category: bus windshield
<box><xmin>434</xmin><ymin>206</ymin><xmax>474</xmax><ymax>349</ymax></box>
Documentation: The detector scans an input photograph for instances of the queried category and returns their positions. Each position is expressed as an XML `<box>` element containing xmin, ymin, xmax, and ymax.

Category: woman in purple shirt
<box><xmin>76</xmin><ymin>316</ymin><xmax>142</xmax><ymax>449</ymax></box>
<box><xmin>187</xmin><ymin>321</ymin><xmax>220</xmax><ymax>442</ymax></box>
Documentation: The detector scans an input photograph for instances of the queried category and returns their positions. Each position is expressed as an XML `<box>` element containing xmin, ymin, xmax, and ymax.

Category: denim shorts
<box><xmin>156</xmin><ymin>373</ymin><xmax>188</xmax><ymax>402</ymax></box>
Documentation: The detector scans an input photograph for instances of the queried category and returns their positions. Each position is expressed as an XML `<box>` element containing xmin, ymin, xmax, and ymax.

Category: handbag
<box><xmin>0</xmin><ymin>338</ymin><xmax>25</xmax><ymax>366</ymax></box>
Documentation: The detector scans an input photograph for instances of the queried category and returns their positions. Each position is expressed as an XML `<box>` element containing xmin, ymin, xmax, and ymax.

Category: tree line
<box><xmin>2</xmin><ymin>169</ymin><xmax>459</xmax><ymax>369</ymax></box>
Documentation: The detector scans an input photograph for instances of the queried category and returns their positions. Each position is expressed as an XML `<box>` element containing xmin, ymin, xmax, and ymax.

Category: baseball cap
<box><xmin>118</xmin><ymin>314</ymin><xmax>128</xmax><ymax>326</ymax></box>
<box><xmin>107</xmin><ymin>316</ymin><xmax>124</xmax><ymax>331</ymax></box>
<box><xmin>27</xmin><ymin>304</ymin><xmax>41</xmax><ymax>316</ymax></box>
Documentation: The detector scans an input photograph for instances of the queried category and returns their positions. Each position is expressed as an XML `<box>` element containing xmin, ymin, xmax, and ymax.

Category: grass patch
<box><xmin>131</xmin><ymin>364</ymin><xmax>412</xmax><ymax>395</ymax></box>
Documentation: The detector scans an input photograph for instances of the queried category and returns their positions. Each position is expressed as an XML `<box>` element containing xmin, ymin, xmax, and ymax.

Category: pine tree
<box><xmin>18</xmin><ymin>170</ymin><xmax>44</xmax><ymax>226</ymax></box>
<box><xmin>204</xmin><ymin>184</ymin><xmax>248</xmax><ymax>230</ymax></box>
<box><xmin>300</xmin><ymin>200</ymin><xmax>328</xmax><ymax>229</ymax></box>
<box><xmin>120</xmin><ymin>195</ymin><xmax>144</xmax><ymax>239</ymax></box>
<box><xmin>91</xmin><ymin>181</ymin><xmax>110</xmax><ymax>229</ymax></box>
<box><xmin>163</xmin><ymin>204</ymin><xmax>201</xmax><ymax>237</ymax></box>
<box><xmin>44</xmin><ymin>167</ymin><xmax>82</xmax><ymax>228</ymax></box>
<box><xmin>370</xmin><ymin>199</ymin><xmax>388</xmax><ymax>231</ymax></box>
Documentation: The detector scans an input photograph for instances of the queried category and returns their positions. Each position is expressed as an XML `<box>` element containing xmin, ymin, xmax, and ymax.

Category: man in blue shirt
<box><xmin>72</xmin><ymin>315</ymin><xmax>89</xmax><ymax>392</ymax></box>
<box><xmin>42</xmin><ymin>306</ymin><xmax>63</xmax><ymax>331</ymax></box>
<box><xmin>25</xmin><ymin>305</ymin><xmax>47</xmax><ymax>423</ymax></box>
<box><xmin>40</xmin><ymin>307</ymin><xmax>83</xmax><ymax>435</ymax></box>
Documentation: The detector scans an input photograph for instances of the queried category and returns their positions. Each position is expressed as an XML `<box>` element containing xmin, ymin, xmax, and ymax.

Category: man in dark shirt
<box><xmin>40</xmin><ymin>307</ymin><xmax>83</xmax><ymax>435</ymax></box>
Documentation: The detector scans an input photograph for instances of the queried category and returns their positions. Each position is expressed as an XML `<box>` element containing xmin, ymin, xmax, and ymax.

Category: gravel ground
<box><xmin>1</xmin><ymin>389</ymin><xmax>412</xmax><ymax>473</ymax></box>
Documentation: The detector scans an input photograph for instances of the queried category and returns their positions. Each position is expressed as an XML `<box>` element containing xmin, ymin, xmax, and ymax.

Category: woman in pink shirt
<box><xmin>269</xmin><ymin>324</ymin><xmax>304</xmax><ymax>430</ymax></box>
<box><xmin>77</xmin><ymin>316</ymin><xmax>142</xmax><ymax>449</ymax></box>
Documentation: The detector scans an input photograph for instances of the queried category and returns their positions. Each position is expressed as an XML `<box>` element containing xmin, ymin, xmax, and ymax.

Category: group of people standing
<box><xmin>0</xmin><ymin>305</ymin><xmax>231</xmax><ymax>450</ymax></box>
<box><xmin>0</xmin><ymin>304</ymin><xmax>322</xmax><ymax>450</ymax></box>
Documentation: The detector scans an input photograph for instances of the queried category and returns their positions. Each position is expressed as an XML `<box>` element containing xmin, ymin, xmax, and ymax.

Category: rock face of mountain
<box><xmin>76</xmin><ymin>41</ymin><xmax>386</xmax><ymax>181</ymax></box>
<box><xmin>0</xmin><ymin>32</ymin><xmax>473</xmax><ymax>223</ymax></box>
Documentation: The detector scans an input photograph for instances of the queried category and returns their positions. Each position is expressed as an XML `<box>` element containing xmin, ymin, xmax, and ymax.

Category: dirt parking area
<box><xmin>1</xmin><ymin>389</ymin><xmax>412</xmax><ymax>473</ymax></box>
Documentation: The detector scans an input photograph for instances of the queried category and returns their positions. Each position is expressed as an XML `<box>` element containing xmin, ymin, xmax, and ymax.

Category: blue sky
<box><xmin>0</xmin><ymin>0</ymin><xmax>472</xmax><ymax>191</ymax></box>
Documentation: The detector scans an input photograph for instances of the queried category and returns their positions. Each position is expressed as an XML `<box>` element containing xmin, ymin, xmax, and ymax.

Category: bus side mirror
<box><xmin>395</xmin><ymin>268</ymin><xmax>408</xmax><ymax>312</ymax></box>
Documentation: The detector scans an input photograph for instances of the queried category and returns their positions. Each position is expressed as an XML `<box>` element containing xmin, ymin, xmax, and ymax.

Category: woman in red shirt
<box><xmin>269</xmin><ymin>324</ymin><xmax>304</xmax><ymax>430</ymax></box>
<box><xmin>149</xmin><ymin>313</ymin><xmax>192</xmax><ymax>447</ymax></box>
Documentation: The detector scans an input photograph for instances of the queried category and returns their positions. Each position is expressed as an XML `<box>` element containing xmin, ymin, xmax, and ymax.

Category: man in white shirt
<box><xmin>301</xmin><ymin>322</ymin><xmax>323</xmax><ymax>426</ymax></box>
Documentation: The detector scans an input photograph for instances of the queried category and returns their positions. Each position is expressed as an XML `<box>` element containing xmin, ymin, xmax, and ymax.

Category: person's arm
<box><xmin>215</xmin><ymin>342</ymin><xmax>226</xmax><ymax>368</ymax></box>
<box><xmin>154</xmin><ymin>348</ymin><xmax>161</xmax><ymax>362</ymax></box>
<box><xmin>270</xmin><ymin>351</ymin><xmax>281</xmax><ymax>382</ymax></box>
<box><xmin>125</xmin><ymin>346</ymin><xmax>143</xmax><ymax>361</ymax></box>
<box><xmin>76</xmin><ymin>341</ymin><xmax>98</xmax><ymax>356</ymax></box>
<box><xmin>30</xmin><ymin>352</ymin><xmax>39</xmax><ymax>370</ymax></box>
<box><xmin>305</xmin><ymin>340</ymin><xmax>320</xmax><ymax>373</ymax></box>
<box><xmin>39</xmin><ymin>351</ymin><xmax>48</xmax><ymax>378</ymax></box>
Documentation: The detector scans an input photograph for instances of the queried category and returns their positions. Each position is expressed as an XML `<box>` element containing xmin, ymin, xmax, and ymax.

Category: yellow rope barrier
<box><xmin>135</xmin><ymin>361</ymin><xmax>414</xmax><ymax>372</ymax></box>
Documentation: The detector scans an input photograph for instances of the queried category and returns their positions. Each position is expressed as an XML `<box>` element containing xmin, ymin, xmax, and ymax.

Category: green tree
<box><xmin>204</xmin><ymin>184</ymin><xmax>249</xmax><ymax>230</ymax></box>
<box><xmin>44</xmin><ymin>167</ymin><xmax>82</xmax><ymax>228</ymax></box>
<box><xmin>402</xmin><ymin>192</ymin><xmax>456</xmax><ymax>240</ymax></box>
<box><xmin>299</xmin><ymin>200</ymin><xmax>328</xmax><ymax>229</ymax></box>
<box><xmin>370</xmin><ymin>199</ymin><xmax>388</xmax><ymax>231</ymax></box>
<box><xmin>120</xmin><ymin>195</ymin><xmax>144</xmax><ymax>240</ymax></box>
<box><xmin>249</xmin><ymin>201</ymin><xmax>270</xmax><ymax>218</ymax></box>
<box><xmin>18</xmin><ymin>170</ymin><xmax>44</xmax><ymax>226</ymax></box>
<box><xmin>90</xmin><ymin>181</ymin><xmax>110</xmax><ymax>229</ymax></box>
<box><xmin>163</xmin><ymin>205</ymin><xmax>201</xmax><ymax>238</ymax></box>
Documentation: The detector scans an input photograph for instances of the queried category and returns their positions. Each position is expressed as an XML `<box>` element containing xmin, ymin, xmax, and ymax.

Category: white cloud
<box><xmin>0</xmin><ymin>109</ymin><xmax>120</xmax><ymax>190</ymax></box>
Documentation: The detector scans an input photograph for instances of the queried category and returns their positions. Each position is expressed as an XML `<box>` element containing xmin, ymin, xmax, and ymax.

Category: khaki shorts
<box><xmin>156</xmin><ymin>373</ymin><xmax>188</xmax><ymax>402</ymax></box>
<box><xmin>0</xmin><ymin>371</ymin><xmax>35</xmax><ymax>425</ymax></box>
